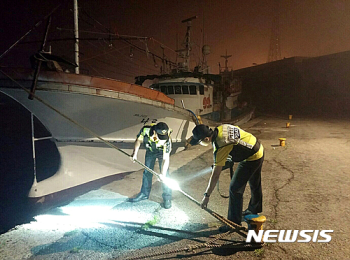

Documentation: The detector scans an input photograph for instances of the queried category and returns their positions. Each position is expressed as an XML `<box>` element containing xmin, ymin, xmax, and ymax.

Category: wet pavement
<box><xmin>1</xmin><ymin>114</ymin><xmax>349</xmax><ymax>259</ymax></box>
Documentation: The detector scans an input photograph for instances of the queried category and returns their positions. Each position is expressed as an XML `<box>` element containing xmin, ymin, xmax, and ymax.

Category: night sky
<box><xmin>1</xmin><ymin>0</ymin><xmax>350</xmax><ymax>83</ymax></box>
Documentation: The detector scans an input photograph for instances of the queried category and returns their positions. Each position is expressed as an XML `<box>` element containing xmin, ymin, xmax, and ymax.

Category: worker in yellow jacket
<box><xmin>190</xmin><ymin>124</ymin><xmax>264</xmax><ymax>229</ymax></box>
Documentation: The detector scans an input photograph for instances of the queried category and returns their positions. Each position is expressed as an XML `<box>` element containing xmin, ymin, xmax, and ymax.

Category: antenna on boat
<box><xmin>200</xmin><ymin>8</ymin><xmax>211</xmax><ymax>74</ymax></box>
<box><xmin>73</xmin><ymin>0</ymin><xmax>80</xmax><ymax>74</ymax></box>
<box><xmin>176</xmin><ymin>16</ymin><xmax>197</xmax><ymax>72</ymax></box>
<box><xmin>182</xmin><ymin>16</ymin><xmax>197</xmax><ymax>71</ymax></box>
<box><xmin>221</xmin><ymin>49</ymin><xmax>232</xmax><ymax>72</ymax></box>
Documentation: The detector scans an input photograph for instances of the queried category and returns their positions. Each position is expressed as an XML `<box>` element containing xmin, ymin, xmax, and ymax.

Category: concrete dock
<box><xmin>0</xmin><ymin>115</ymin><xmax>349</xmax><ymax>259</ymax></box>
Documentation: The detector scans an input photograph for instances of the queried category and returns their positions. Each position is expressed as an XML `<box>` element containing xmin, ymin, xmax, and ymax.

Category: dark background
<box><xmin>1</xmin><ymin>0</ymin><xmax>350</xmax><ymax>83</ymax></box>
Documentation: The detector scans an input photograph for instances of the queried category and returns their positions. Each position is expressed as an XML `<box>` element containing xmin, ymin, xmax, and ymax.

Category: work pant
<box><xmin>227</xmin><ymin>155</ymin><xmax>264</xmax><ymax>225</ymax></box>
<box><xmin>140</xmin><ymin>150</ymin><xmax>172</xmax><ymax>201</ymax></box>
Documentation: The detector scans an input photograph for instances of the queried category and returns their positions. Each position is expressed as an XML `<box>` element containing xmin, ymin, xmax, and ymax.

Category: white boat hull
<box><xmin>0</xmin><ymin>70</ymin><xmax>196</xmax><ymax>200</ymax></box>
<box><xmin>29</xmin><ymin>142</ymin><xmax>143</xmax><ymax>199</ymax></box>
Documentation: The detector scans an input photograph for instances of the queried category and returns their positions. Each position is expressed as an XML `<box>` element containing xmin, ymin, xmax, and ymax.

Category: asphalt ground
<box><xmin>0</xmin><ymin>114</ymin><xmax>349</xmax><ymax>259</ymax></box>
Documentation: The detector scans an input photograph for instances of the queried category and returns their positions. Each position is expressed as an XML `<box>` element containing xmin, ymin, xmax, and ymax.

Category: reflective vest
<box><xmin>212</xmin><ymin>124</ymin><xmax>264</xmax><ymax>166</ymax></box>
<box><xmin>137</xmin><ymin>125</ymin><xmax>172</xmax><ymax>153</ymax></box>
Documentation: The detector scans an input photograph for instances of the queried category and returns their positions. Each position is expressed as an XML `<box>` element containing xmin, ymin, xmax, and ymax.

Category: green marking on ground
<box><xmin>141</xmin><ymin>215</ymin><xmax>160</xmax><ymax>230</ymax></box>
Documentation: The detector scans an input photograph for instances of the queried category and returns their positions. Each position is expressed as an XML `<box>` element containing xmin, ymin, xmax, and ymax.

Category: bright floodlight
<box><xmin>161</xmin><ymin>176</ymin><xmax>181</xmax><ymax>191</ymax></box>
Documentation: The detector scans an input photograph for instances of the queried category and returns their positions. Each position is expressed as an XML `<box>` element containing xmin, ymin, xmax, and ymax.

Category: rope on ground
<box><xmin>118</xmin><ymin>231</ymin><xmax>233</xmax><ymax>260</ymax></box>
<box><xmin>118</xmin><ymin>230</ymin><xmax>263</xmax><ymax>260</ymax></box>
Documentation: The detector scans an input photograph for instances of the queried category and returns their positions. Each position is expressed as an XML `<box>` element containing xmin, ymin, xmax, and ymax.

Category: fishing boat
<box><xmin>135</xmin><ymin>16</ymin><xmax>247</xmax><ymax>123</ymax></box>
<box><xmin>0</xmin><ymin>2</ymin><xmax>197</xmax><ymax>205</ymax></box>
<box><xmin>0</xmin><ymin>7</ymin><xmax>251</xmax><ymax>207</ymax></box>
<box><xmin>0</xmin><ymin>66</ymin><xmax>196</xmax><ymax>204</ymax></box>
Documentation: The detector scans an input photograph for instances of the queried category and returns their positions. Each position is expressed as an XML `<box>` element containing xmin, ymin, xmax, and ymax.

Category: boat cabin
<box><xmin>150</xmin><ymin>77</ymin><xmax>214</xmax><ymax>116</ymax></box>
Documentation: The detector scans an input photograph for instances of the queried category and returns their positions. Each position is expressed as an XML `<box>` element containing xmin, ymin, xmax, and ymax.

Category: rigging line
<box><xmin>69</xmin><ymin>8</ymin><xmax>97</xmax><ymax>29</ymax></box>
<box><xmin>85</xmin><ymin>36</ymin><xmax>170</xmax><ymax>67</ymax></box>
<box><xmin>93</xmin><ymin>56</ymin><xmax>158</xmax><ymax>77</ymax></box>
<box><xmin>112</xmin><ymin>49</ymin><xmax>160</xmax><ymax>73</ymax></box>
<box><xmin>19</xmin><ymin>37</ymin><xmax>152</xmax><ymax>45</ymax></box>
<box><xmin>122</xmin><ymin>39</ymin><xmax>177</xmax><ymax>67</ymax></box>
<box><xmin>80</xmin><ymin>45</ymin><xmax>130</xmax><ymax>62</ymax></box>
<box><xmin>79</xmin><ymin>7</ymin><xmax>157</xmax><ymax>46</ymax></box>
<box><xmin>87</xmin><ymin>60</ymin><xmax>156</xmax><ymax>79</ymax></box>
<box><xmin>83</xmin><ymin>40</ymin><xmax>158</xmax><ymax>74</ymax></box>
<box><xmin>85</xmin><ymin>39</ymin><xmax>159</xmax><ymax>73</ymax></box>
<box><xmin>86</xmin><ymin>62</ymin><xmax>138</xmax><ymax>78</ymax></box>
<box><xmin>80</xmin><ymin>7</ymin><xmax>106</xmax><ymax>29</ymax></box>
<box><xmin>79</xmin><ymin>7</ymin><xmax>117</xmax><ymax>35</ymax></box>
<box><xmin>0</xmin><ymin>2</ymin><xmax>62</xmax><ymax>61</ymax></box>
<box><xmin>80</xmin><ymin>6</ymin><xmax>149</xmax><ymax>42</ymax></box>
<box><xmin>24</xmin><ymin>35</ymin><xmax>151</xmax><ymax>43</ymax></box>
<box><xmin>72</xmin><ymin>6</ymin><xmax>175</xmax><ymax>59</ymax></box>
<box><xmin>148</xmin><ymin>38</ymin><xmax>177</xmax><ymax>54</ymax></box>
<box><xmin>56</xmin><ymin>27</ymin><xmax>172</xmax><ymax>66</ymax></box>
<box><xmin>56</xmin><ymin>28</ymin><xmax>149</xmax><ymax>40</ymax></box>
<box><xmin>57</xmin><ymin>27</ymin><xmax>176</xmax><ymax>60</ymax></box>
<box><xmin>91</xmin><ymin>58</ymin><xmax>153</xmax><ymax>77</ymax></box>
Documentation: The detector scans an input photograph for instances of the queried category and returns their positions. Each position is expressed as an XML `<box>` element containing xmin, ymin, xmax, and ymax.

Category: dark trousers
<box><xmin>227</xmin><ymin>155</ymin><xmax>264</xmax><ymax>225</ymax></box>
<box><xmin>140</xmin><ymin>150</ymin><xmax>172</xmax><ymax>201</ymax></box>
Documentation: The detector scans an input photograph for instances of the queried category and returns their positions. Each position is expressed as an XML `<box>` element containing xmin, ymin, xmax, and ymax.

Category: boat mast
<box><xmin>74</xmin><ymin>0</ymin><xmax>80</xmax><ymax>74</ymax></box>
<box><xmin>221</xmin><ymin>49</ymin><xmax>232</xmax><ymax>72</ymax></box>
<box><xmin>181</xmin><ymin>16</ymin><xmax>197</xmax><ymax>72</ymax></box>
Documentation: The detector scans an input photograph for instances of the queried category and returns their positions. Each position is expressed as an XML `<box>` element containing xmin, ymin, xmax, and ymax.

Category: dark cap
<box><xmin>155</xmin><ymin>122</ymin><xmax>169</xmax><ymax>140</ymax></box>
<box><xmin>190</xmin><ymin>124</ymin><xmax>213</xmax><ymax>145</ymax></box>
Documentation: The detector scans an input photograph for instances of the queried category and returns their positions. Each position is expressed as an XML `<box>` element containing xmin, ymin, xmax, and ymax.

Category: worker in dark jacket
<box><xmin>129</xmin><ymin>122</ymin><xmax>172</xmax><ymax>209</ymax></box>
<box><xmin>190</xmin><ymin>124</ymin><xmax>264</xmax><ymax>228</ymax></box>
